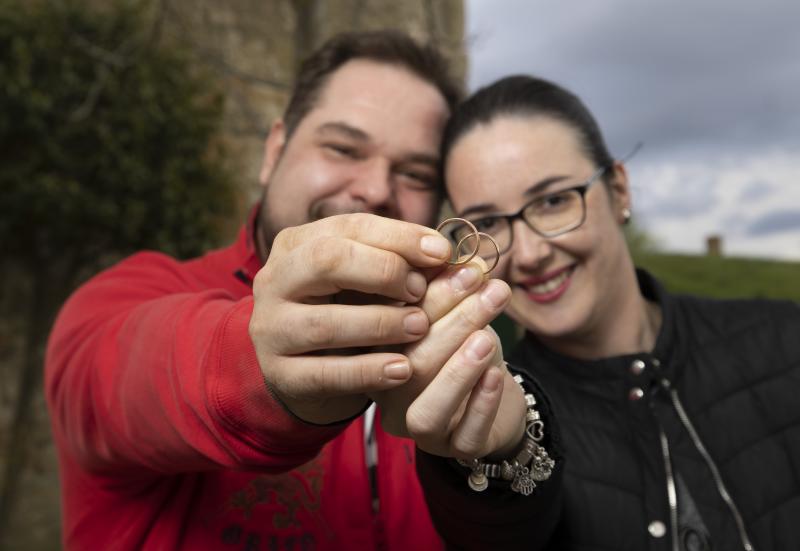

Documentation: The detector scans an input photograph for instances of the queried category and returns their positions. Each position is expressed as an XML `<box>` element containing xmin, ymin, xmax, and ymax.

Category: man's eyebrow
<box><xmin>401</xmin><ymin>152</ymin><xmax>439</xmax><ymax>167</ymax></box>
<box><xmin>457</xmin><ymin>175</ymin><xmax>572</xmax><ymax>218</ymax></box>
<box><xmin>317</xmin><ymin>122</ymin><xmax>439</xmax><ymax>167</ymax></box>
<box><xmin>316</xmin><ymin>121</ymin><xmax>371</xmax><ymax>141</ymax></box>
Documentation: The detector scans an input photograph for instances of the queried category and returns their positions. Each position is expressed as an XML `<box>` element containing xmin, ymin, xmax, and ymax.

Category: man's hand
<box><xmin>248</xmin><ymin>213</ymin><xmax>452</xmax><ymax>425</ymax></box>
<box><xmin>372</xmin><ymin>261</ymin><xmax>527</xmax><ymax>459</ymax></box>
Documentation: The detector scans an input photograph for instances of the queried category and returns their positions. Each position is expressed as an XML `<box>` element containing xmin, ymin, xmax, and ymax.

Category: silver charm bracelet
<box><xmin>457</xmin><ymin>373</ymin><xmax>555</xmax><ymax>496</ymax></box>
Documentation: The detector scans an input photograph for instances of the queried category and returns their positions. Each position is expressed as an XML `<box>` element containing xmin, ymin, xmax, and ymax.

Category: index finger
<box><xmin>283</xmin><ymin>213</ymin><xmax>452</xmax><ymax>268</ymax></box>
<box><xmin>417</xmin><ymin>256</ymin><xmax>490</xmax><ymax>323</ymax></box>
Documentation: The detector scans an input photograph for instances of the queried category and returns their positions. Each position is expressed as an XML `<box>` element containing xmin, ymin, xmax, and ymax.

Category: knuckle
<box><xmin>356</xmin><ymin>358</ymin><xmax>372</xmax><ymax>390</ymax></box>
<box><xmin>352</xmin><ymin>213</ymin><xmax>396</xmax><ymax>243</ymax></box>
<box><xmin>267</xmin><ymin>357</ymin><xmax>293</xmax><ymax>397</ymax></box>
<box><xmin>252</xmin><ymin>267</ymin><xmax>264</xmax><ymax>289</ymax></box>
<box><xmin>336</xmin><ymin>213</ymin><xmax>368</xmax><ymax>237</ymax></box>
<box><xmin>307</xmin><ymin>237</ymin><xmax>344</xmax><ymax>275</ymax></box>
<box><xmin>312</xmin><ymin>361</ymin><xmax>328</xmax><ymax>392</ymax></box>
<box><xmin>249</xmin><ymin>305</ymin><xmax>273</xmax><ymax>344</ymax></box>
<box><xmin>304</xmin><ymin>357</ymin><xmax>333</xmax><ymax>397</ymax></box>
<box><xmin>273</xmin><ymin>314</ymin><xmax>297</xmax><ymax>351</ymax></box>
<box><xmin>406</xmin><ymin>405</ymin><xmax>437</xmax><ymax>440</ymax></box>
<box><xmin>315</xmin><ymin>355</ymin><xmax>369</xmax><ymax>394</ymax></box>
<box><xmin>248</xmin><ymin>314</ymin><xmax>262</xmax><ymax>342</ymax></box>
<box><xmin>251</xmin><ymin>311</ymin><xmax>289</xmax><ymax>356</ymax></box>
<box><xmin>377</xmin><ymin>252</ymin><xmax>404</xmax><ymax>287</ymax></box>
<box><xmin>347</xmin><ymin>212</ymin><xmax>371</xmax><ymax>229</ymax></box>
<box><xmin>304</xmin><ymin>309</ymin><xmax>337</xmax><ymax>348</ymax></box>
<box><xmin>441</xmin><ymin>360</ymin><xmax>475</xmax><ymax>388</ymax></box>
<box><xmin>372</xmin><ymin>310</ymin><xmax>394</xmax><ymax>340</ymax></box>
<box><xmin>454</xmin><ymin>300</ymin><xmax>486</xmax><ymax>330</ymax></box>
<box><xmin>272</xmin><ymin>226</ymin><xmax>294</xmax><ymax>251</ymax></box>
<box><xmin>252</xmin><ymin>260</ymin><xmax>277</xmax><ymax>292</ymax></box>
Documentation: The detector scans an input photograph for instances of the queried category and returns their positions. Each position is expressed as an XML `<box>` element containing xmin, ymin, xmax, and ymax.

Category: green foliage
<box><xmin>634</xmin><ymin>252</ymin><xmax>800</xmax><ymax>302</ymax></box>
<box><xmin>624</xmin><ymin>220</ymin><xmax>661</xmax><ymax>256</ymax></box>
<box><xmin>0</xmin><ymin>1</ymin><xmax>234</xmax><ymax>270</ymax></box>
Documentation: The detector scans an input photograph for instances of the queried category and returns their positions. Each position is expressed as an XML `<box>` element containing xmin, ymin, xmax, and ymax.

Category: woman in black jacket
<box><xmin>430</xmin><ymin>75</ymin><xmax>800</xmax><ymax>550</ymax></box>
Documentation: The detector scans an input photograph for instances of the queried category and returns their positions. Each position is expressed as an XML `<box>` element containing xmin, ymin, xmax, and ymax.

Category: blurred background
<box><xmin>0</xmin><ymin>1</ymin><xmax>797</xmax><ymax>548</ymax></box>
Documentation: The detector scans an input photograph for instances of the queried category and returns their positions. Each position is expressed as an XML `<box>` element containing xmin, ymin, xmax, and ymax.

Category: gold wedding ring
<box><xmin>435</xmin><ymin>218</ymin><xmax>500</xmax><ymax>274</ymax></box>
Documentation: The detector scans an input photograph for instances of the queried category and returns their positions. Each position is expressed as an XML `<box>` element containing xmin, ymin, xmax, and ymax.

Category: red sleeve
<box><xmin>45</xmin><ymin>252</ymin><xmax>344</xmax><ymax>475</ymax></box>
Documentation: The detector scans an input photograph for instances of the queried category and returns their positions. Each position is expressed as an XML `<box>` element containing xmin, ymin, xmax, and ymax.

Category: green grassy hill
<box><xmin>634</xmin><ymin>253</ymin><xmax>800</xmax><ymax>301</ymax></box>
<box><xmin>492</xmin><ymin>253</ymin><xmax>800</xmax><ymax>351</ymax></box>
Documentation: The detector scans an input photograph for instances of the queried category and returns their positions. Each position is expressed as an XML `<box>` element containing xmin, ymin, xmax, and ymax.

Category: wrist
<box><xmin>457</xmin><ymin>371</ymin><xmax>555</xmax><ymax>496</ymax></box>
<box><xmin>266</xmin><ymin>379</ymin><xmax>371</xmax><ymax>426</ymax></box>
<box><xmin>486</xmin><ymin>375</ymin><xmax>527</xmax><ymax>460</ymax></box>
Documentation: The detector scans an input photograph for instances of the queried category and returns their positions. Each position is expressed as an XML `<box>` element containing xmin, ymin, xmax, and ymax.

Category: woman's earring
<box><xmin>622</xmin><ymin>208</ymin><xmax>632</xmax><ymax>225</ymax></box>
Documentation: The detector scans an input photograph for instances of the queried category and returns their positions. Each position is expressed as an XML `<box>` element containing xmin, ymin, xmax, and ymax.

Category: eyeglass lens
<box><xmin>451</xmin><ymin>188</ymin><xmax>586</xmax><ymax>260</ymax></box>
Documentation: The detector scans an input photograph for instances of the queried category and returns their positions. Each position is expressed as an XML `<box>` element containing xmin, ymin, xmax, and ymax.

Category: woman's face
<box><xmin>445</xmin><ymin>115</ymin><xmax>632</xmax><ymax>342</ymax></box>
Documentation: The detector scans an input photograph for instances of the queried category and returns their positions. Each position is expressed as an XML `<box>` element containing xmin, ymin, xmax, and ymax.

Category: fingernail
<box><xmin>480</xmin><ymin>367</ymin><xmax>502</xmax><ymax>393</ymax></box>
<box><xmin>480</xmin><ymin>280</ymin><xmax>510</xmax><ymax>310</ymax></box>
<box><xmin>466</xmin><ymin>332</ymin><xmax>494</xmax><ymax>361</ymax></box>
<box><xmin>450</xmin><ymin>266</ymin><xmax>482</xmax><ymax>293</ymax></box>
<box><xmin>420</xmin><ymin>235</ymin><xmax>451</xmax><ymax>260</ymax></box>
<box><xmin>406</xmin><ymin>271</ymin><xmax>427</xmax><ymax>299</ymax></box>
<box><xmin>403</xmin><ymin>311</ymin><xmax>428</xmax><ymax>335</ymax></box>
<box><xmin>384</xmin><ymin>361</ymin><xmax>410</xmax><ymax>380</ymax></box>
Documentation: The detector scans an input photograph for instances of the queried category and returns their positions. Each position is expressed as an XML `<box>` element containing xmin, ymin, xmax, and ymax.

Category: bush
<box><xmin>0</xmin><ymin>2</ymin><xmax>235</xmax><ymax>541</ymax></box>
<box><xmin>0</xmin><ymin>1</ymin><xmax>235</xmax><ymax>270</ymax></box>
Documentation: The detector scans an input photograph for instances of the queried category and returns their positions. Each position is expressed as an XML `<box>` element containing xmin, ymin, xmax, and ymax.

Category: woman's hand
<box><xmin>371</xmin><ymin>260</ymin><xmax>527</xmax><ymax>459</ymax></box>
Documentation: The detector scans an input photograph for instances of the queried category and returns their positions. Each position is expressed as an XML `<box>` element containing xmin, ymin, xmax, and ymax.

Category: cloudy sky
<box><xmin>465</xmin><ymin>0</ymin><xmax>800</xmax><ymax>261</ymax></box>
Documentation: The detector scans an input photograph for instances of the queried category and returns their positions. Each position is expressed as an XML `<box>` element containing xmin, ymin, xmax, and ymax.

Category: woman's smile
<box><xmin>518</xmin><ymin>265</ymin><xmax>575</xmax><ymax>303</ymax></box>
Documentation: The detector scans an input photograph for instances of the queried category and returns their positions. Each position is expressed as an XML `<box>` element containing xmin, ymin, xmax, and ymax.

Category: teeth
<box><xmin>530</xmin><ymin>270</ymin><xmax>569</xmax><ymax>294</ymax></box>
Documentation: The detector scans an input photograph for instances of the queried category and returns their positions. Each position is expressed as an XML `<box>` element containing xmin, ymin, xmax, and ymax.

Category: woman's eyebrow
<box><xmin>523</xmin><ymin>175</ymin><xmax>571</xmax><ymax>197</ymax></box>
<box><xmin>459</xmin><ymin>202</ymin><xmax>497</xmax><ymax>218</ymax></box>
<box><xmin>458</xmin><ymin>175</ymin><xmax>573</xmax><ymax>217</ymax></box>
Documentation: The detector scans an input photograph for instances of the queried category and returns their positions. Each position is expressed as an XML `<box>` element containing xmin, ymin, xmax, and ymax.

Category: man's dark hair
<box><xmin>441</xmin><ymin>75</ymin><xmax>614</xmax><ymax>177</ymax></box>
<box><xmin>283</xmin><ymin>30</ymin><xmax>462</xmax><ymax>137</ymax></box>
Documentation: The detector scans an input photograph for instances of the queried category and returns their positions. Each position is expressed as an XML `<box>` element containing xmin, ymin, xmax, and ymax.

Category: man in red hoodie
<box><xmin>46</xmin><ymin>30</ymin><xmax>538</xmax><ymax>550</ymax></box>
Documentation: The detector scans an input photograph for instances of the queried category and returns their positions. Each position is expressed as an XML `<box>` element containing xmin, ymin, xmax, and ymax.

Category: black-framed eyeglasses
<box><xmin>449</xmin><ymin>165</ymin><xmax>610</xmax><ymax>261</ymax></box>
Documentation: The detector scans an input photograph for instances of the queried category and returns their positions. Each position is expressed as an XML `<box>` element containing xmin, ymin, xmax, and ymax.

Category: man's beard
<box><xmin>256</xmin><ymin>194</ymin><xmax>281</xmax><ymax>262</ymax></box>
<box><xmin>256</xmin><ymin>192</ymin><xmax>368</xmax><ymax>262</ymax></box>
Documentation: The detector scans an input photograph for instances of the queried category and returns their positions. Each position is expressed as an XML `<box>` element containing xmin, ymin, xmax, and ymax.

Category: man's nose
<box><xmin>348</xmin><ymin>157</ymin><xmax>394</xmax><ymax>211</ymax></box>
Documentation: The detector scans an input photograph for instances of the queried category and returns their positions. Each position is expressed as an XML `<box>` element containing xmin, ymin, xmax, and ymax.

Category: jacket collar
<box><xmin>230</xmin><ymin>204</ymin><xmax>264</xmax><ymax>287</ymax></box>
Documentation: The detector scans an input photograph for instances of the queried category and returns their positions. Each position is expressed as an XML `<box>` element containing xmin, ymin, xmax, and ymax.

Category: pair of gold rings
<box><xmin>435</xmin><ymin>218</ymin><xmax>500</xmax><ymax>274</ymax></box>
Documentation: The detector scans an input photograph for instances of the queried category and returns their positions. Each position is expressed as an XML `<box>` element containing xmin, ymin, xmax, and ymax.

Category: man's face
<box><xmin>257</xmin><ymin>59</ymin><xmax>450</xmax><ymax>250</ymax></box>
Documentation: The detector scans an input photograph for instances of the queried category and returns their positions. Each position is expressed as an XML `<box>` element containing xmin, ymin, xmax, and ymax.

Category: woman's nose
<box><xmin>511</xmin><ymin>218</ymin><xmax>554</xmax><ymax>269</ymax></box>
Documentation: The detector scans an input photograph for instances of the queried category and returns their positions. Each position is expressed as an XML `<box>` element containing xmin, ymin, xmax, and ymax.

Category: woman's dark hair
<box><xmin>441</xmin><ymin>75</ymin><xmax>614</xmax><ymax>176</ymax></box>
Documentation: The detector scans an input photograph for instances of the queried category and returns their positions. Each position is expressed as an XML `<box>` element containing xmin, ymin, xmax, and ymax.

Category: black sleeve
<box><xmin>416</xmin><ymin>372</ymin><xmax>565</xmax><ymax>551</ymax></box>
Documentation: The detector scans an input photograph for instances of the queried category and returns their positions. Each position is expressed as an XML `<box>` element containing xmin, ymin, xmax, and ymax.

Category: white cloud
<box><xmin>629</xmin><ymin>149</ymin><xmax>800</xmax><ymax>260</ymax></box>
<box><xmin>465</xmin><ymin>0</ymin><xmax>800</xmax><ymax>261</ymax></box>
